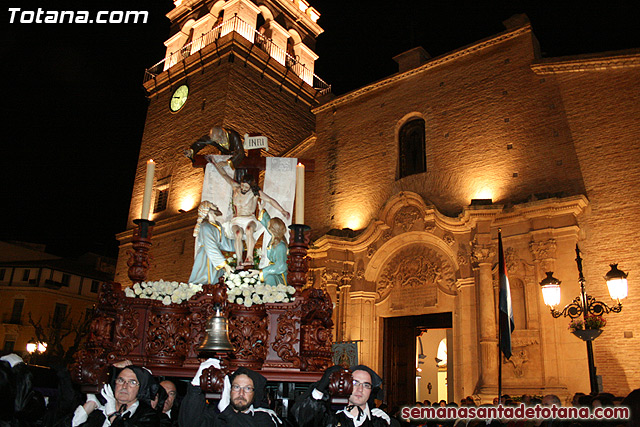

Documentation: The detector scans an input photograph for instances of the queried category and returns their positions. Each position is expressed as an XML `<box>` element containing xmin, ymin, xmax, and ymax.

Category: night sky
<box><xmin>3</xmin><ymin>0</ymin><xmax>639</xmax><ymax>259</ymax></box>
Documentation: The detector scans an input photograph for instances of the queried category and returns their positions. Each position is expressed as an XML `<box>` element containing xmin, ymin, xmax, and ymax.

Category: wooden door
<box><xmin>383</xmin><ymin>313</ymin><xmax>452</xmax><ymax>409</ymax></box>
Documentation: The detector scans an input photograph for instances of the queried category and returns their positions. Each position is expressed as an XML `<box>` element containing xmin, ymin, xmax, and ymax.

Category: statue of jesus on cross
<box><xmin>211</xmin><ymin>160</ymin><xmax>290</xmax><ymax>268</ymax></box>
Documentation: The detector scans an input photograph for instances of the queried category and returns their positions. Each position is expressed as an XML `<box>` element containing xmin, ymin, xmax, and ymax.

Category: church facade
<box><xmin>114</xmin><ymin>0</ymin><xmax>640</xmax><ymax>403</ymax></box>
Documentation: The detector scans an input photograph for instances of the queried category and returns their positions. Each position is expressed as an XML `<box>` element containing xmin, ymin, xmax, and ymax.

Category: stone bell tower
<box><xmin>114</xmin><ymin>0</ymin><xmax>328</xmax><ymax>284</ymax></box>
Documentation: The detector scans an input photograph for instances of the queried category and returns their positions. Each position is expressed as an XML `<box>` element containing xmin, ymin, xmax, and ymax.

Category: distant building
<box><xmin>0</xmin><ymin>241</ymin><xmax>114</xmax><ymax>357</ymax></box>
<box><xmin>114</xmin><ymin>0</ymin><xmax>639</xmax><ymax>404</ymax></box>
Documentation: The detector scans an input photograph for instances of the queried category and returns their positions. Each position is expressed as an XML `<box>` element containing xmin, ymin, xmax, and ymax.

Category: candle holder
<box><xmin>288</xmin><ymin>224</ymin><xmax>311</xmax><ymax>295</ymax></box>
<box><xmin>127</xmin><ymin>219</ymin><xmax>156</xmax><ymax>283</ymax></box>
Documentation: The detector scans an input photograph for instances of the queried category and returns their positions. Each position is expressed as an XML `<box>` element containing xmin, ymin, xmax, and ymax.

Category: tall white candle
<box><xmin>295</xmin><ymin>162</ymin><xmax>305</xmax><ymax>224</ymax></box>
<box><xmin>141</xmin><ymin>159</ymin><xmax>155</xmax><ymax>220</ymax></box>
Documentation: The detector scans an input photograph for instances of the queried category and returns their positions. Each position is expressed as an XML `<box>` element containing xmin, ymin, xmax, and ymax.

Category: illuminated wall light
<box><xmin>174</xmin><ymin>0</ymin><xmax>183</xmax><ymax>6</ymax></box>
<box><xmin>472</xmin><ymin>186</ymin><xmax>493</xmax><ymax>202</ymax></box>
<box><xmin>298</xmin><ymin>0</ymin><xmax>309</xmax><ymax>13</ymax></box>
<box><xmin>180</xmin><ymin>195</ymin><xmax>197</xmax><ymax>213</ymax></box>
<box><xmin>344</xmin><ymin>214</ymin><xmax>365</xmax><ymax>231</ymax></box>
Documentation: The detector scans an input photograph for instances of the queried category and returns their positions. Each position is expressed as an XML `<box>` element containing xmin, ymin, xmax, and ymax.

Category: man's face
<box><xmin>114</xmin><ymin>368</ymin><xmax>140</xmax><ymax>408</ymax></box>
<box><xmin>348</xmin><ymin>370</ymin><xmax>372</xmax><ymax>409</ymax></box>
<box><xmin>160</xmin><ymin>381</ymin><xmax>177</xmax><ymax>413</ymax></box>
<box><xmin>230</xmin><ymin>374</ymin><xmax>255</xmax><ymax>413</ymax></box>
<box><xmin>240</xmin><ymin>182</ymin><xmax>251</xmax><ymax>193</ymax></box>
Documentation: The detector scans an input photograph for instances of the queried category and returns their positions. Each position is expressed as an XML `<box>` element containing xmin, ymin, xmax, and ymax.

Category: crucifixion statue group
<box><xmin>184</xmin><ymin>125</ymin><xmax>300</xmax><ymax>286</ymax></box>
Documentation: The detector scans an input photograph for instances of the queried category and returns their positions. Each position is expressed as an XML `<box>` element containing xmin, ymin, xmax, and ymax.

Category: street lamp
<box><xmin>539</xmin><ymin>244</ymin><xmax>628</xmax><ymax>394</ymax></box>
<box><xmin>26</xmin><ymin>339</ymin><xmax>47</xmax><ymax>362</ymax></box>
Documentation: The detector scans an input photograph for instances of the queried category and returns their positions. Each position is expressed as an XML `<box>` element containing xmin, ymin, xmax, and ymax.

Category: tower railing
<box><xmin>144</xmin><ymin>15</ymin><xmax>331</xmax><ymax>95</ymax></box>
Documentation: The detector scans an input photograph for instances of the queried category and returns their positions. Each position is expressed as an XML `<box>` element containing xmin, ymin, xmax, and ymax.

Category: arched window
<box><xmin>398</xmin><ymin>118</ymin><xmax>426</xmax><ymax>178</ymax></box>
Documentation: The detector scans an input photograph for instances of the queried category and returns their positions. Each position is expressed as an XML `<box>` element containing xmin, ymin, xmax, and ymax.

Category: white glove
<box><xmin>191</xmin><ymin>358</ymin><xmax>221</xmax><ymax>386</ymax></box>
<box><xmin>0</xmin><ymin>353</ymin><xmax>24</xmax><ymax>368</ymax></box>
<box><xmin>86</xmin><ymin>394</ymin><xmax>103</xmax><ymax>409</ymax></box>
<box><xmin>217</xmin><ymin>375</ymin><xmax>231</xmax><ymax>412</ymax></box>
<box><xmin>371</xmin><ymin>408</ymin><xmax>391</xmax><ymax>425</ymax></box>
<box><xmin>101</xmin><ymin>384</ymin><xmax>117</xmax><ymax>416</ymax></box>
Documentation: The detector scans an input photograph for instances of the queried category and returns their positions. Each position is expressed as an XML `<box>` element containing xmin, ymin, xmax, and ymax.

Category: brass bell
<box><xmin>197</xmin><ymin>305</ymin><xmax>235</xmax><ymax>354</ymax></box>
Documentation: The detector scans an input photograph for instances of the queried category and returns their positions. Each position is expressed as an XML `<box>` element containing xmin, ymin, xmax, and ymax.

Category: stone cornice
<box><xmin>531</xmin><ymin>49</ymin><xmax>640</xmax><ymax>75</ymax></box>
<box><xmin>281</xmin><ymin>133</ymin><xmax>316</xmax><ymax>157</ymax></box>
<box><xmin>349</xmin><ymin>291</ymin><xmax>377</xmax><ymax>300</ymax></box>
<box><xmin>312</xmin><ymin>24</ymin><xmax>532</xmax><ymax>114</ymax></box>
<box><xmin>493</xmin><ymin>195</ymin><xmax>588</xmax><ymax>225</ymax></box>
<box><xmin>310</xmin><ymin>194</ymin><xmax>589</xmax><ymax>256</ymax></box>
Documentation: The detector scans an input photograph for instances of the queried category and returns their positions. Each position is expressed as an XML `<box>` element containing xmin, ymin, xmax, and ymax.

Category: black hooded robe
<box><xmin>291</xmin><ymin>365</ymin><xmax>398</xmax><ymax>427</ymax></box>
<box><xmin>180</xmin><ymin>367</ymin><xmax>280</xmax><ymax>427</ymax></box>
<box><xmin>73</xmin><ymin>365</ymin><xmax>160</xmax><ymax>427</ymax></box>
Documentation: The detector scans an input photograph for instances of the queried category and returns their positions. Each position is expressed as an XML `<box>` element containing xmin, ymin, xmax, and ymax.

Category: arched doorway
<box><xmin>383</xmin><ymin>312</ymin><xmax>453</xmax><ymax>409</ymax></box>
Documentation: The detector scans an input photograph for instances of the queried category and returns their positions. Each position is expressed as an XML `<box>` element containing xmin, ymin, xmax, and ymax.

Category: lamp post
<box><xmin>539</xmin><ymin>245</ymin><xmax>628</xmax><ymax>394</ymax></box>
<box><xmin>26</xmin><ymin>339</ymin><xmax>47</xmax><ymax>363</ymax></box>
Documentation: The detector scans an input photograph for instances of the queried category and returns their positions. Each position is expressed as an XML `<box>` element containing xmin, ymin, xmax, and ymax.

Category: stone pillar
<box><xmin>454</xmin><ymin>277</ymin><xmax>478</xmax><ymax>401</ymax></box>
<box><xmin>348</xmin><ymin>291</ymin><xmax>377</xmax><ymax>370</ymax></box>
<box><xmin>337</xmin><ymin>284</ymin><xmax>350</xmax><ymax>342</ymax></box>
<box><xmin>471</xmin><ymin>240</ymin><xmax>498</xmax><ymax>398</ymax></box>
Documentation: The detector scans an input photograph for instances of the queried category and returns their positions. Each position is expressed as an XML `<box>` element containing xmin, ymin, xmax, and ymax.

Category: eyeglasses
<box><xmin>352</xmin><ymin>380</ymin><xmax>372</xmax><ymax>390</ymax></box>
<box><xmin>115</xmin><ymin>378</ymin><xmax>139</xmax><ymax>387</ymax></box>
<box><xmin>231</xmin><ymin>384</ymin><xmax>255</xmax><ymax>393</ymax></box>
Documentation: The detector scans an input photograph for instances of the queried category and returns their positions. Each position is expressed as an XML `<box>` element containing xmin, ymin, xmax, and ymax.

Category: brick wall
<box><xmin>552</xmin><ymin>66</ymin><xmax>640</xmax><ymax>396</ymax></box>
<box><xmin>303</xmin><ymin>31</ymin><xmax>587</xmax><ymax>237</ymax></box>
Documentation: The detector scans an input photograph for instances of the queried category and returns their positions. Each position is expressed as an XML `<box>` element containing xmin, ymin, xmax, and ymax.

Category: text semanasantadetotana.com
<box><xmin>401</xmin><ymin>404</ymin><xmax>630</xmax><ymax>421</ymax></box>
<box><xmin>8</xmin><ymin>8</ymin><xmax>148</xmax><ymax>24</ymax></box>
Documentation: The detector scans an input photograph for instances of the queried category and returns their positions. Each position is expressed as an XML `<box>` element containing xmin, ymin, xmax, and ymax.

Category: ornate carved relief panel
<box><xmin>376</xmin><ymin>244</ymin><xmax>456</xmax><ymax>311</ymax></box>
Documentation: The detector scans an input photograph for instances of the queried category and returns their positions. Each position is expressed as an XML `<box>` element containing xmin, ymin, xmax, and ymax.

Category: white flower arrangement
<box><xmin>224</xmin><ymin>270</ymin><xmax>296</xmax><ymax>308</ymax></box>
<box><xmin>124</xmin><ymin>280</ymin><xmax>204</xmax><ymax>305</ymax></box>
